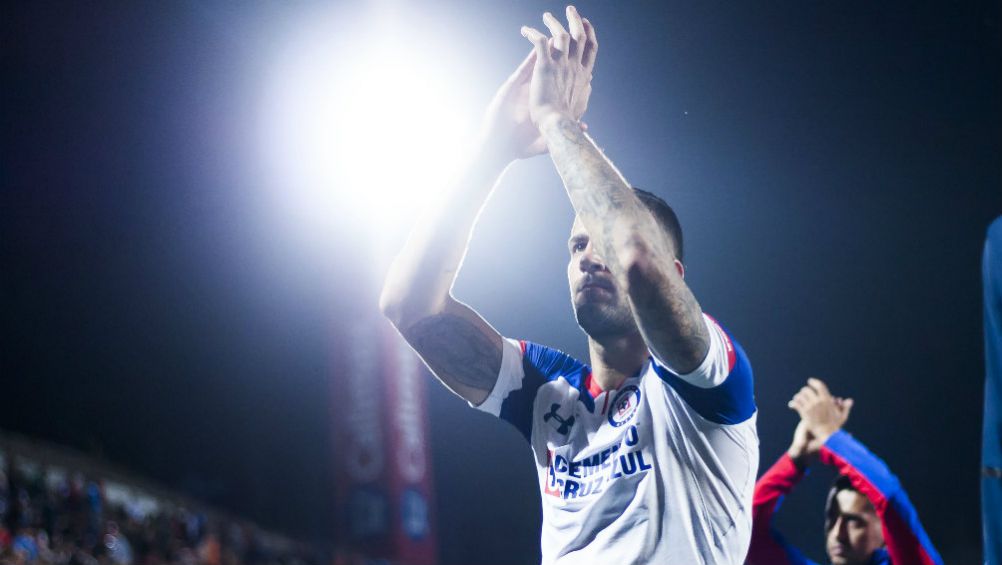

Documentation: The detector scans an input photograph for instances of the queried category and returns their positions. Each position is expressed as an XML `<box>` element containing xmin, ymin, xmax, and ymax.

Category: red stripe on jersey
<box><xmin>584</xmin><ymin>370</ymin><xmax>604</xmax><ymax>400</ymax></box>
<box><xmin>705</xmin><ymin>314</ymin><xmax>736</xmax><ymax>371</ymax></box>
<box><xmin>543</xmin><ymin>449</ymin><xmax>561</xmax><ymax>498</ymax></box>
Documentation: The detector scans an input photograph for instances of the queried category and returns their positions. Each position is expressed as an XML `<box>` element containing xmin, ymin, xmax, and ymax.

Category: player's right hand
<box><xmin>478</xmin><ymin>50</ymin><xmax>549</xmax><ymax>161</ymax></box>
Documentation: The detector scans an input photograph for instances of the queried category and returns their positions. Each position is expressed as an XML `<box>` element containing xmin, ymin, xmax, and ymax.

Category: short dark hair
<box><xmin>824</xmin><ymin>475</ymin><xmax>860</xmax><ymax>532</ymax></box>
<box><xmin>633</xmin><ymin>187</ymin><xmax>684</xmax><ymax>262</ymax></box>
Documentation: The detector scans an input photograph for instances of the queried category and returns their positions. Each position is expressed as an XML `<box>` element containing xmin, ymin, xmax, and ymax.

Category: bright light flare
<box><xmin>258</xmin><ymin>10</ymin><xmax>480</xmax><ymax>243</ymax></box>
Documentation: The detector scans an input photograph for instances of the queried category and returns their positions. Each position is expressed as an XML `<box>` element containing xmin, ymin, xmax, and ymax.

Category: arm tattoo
<box><xmin>630</xmin><ymin>269</ymin><xmax>709</xmax><ymax>371</ymax></box>
<box><xmin>543</xmin><ymin>115</ymin><xmax>710</xmax><ymax>370</ymax></box>
<box><xmin>403</xmin><ymin>313</ymin><xmax>502</xmax><ymax>392</ymax></box>
<box><xmin>544</xmin><ymin>117</ymin><xmax>674</xmax><ymax>281</ymax></box>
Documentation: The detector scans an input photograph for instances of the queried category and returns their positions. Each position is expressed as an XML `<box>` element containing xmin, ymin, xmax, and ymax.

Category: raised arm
<box><xmin>791</xmin><ymin>378</ymin><xmax>943</xmax><ymax>565</ymax></box>
<box><xmin>745</xmin><ymin>379</ymin><xmax>855</xmax><ymax>565</ymax></box>
<box><xmin>379</xmin><ymin>150</ymin><xmax>506</xmax><ymax>405</ymax></box>
<box><xmin>521</xmin><ymin>8</ymin><xmax>709</xmax><ymax>373</ymax></box>
<box><xmin>380</xmin><ymin>48</ymin><xmax>591</xmax><ymax>405</ymax></box>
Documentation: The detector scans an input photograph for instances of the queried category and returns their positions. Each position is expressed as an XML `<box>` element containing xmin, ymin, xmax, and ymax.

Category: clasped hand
<box><xmin>787</xmin><ymin>378</ymin><xmax>854</xmax><ymax>462</ymax></box>
<box><xmin>521</xmin><ymin>6</ymin><xmax>597</xmax><ymax>127</ymax></box>
<box><xmin>479</xmin><ymin>6</ymin><xmax>598</xmax><ymax>162</ymax></box>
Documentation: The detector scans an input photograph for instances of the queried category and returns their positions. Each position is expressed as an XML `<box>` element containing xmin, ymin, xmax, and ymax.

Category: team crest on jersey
<box><xmin>608</xmin><ymin>385</ymin><xmax>641</xmax><ymax>427</ymax></box>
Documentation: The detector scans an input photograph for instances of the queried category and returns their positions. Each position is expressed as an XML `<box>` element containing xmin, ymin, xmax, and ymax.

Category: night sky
<box><xmin>3</xmin><ymin>1</ymin><xmax>1000</xmax><ymax>564</ymax></box>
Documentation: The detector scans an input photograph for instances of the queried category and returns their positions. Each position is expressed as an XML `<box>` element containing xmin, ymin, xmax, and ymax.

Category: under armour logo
<box><xmin>543</xmin><ymin>403</ymin><xmax>575</xmax><ymax>435</ymax></box>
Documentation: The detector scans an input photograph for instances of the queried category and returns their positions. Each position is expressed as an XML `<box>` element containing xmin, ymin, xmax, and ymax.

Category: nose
<box><xmin>579</xmin><ymin>244</ymin><xmax>607</xmax><ymax>273</ymax></box>
<box><xmin>832</xmin><ymin>517</ymin><xmax>850</xmax><ymax>542</ymax></box>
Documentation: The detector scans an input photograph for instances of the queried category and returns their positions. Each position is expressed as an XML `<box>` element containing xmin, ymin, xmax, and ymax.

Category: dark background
<box><xmin>3</xmin><ymin>1</ymin><xmax>1000</xmax><ymax>563</ymax></box>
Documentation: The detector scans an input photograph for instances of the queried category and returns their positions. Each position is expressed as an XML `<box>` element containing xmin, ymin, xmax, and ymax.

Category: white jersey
<box><xmin>474</xmin><ymin>314</ymin><xmax>758</xmax><ymax>565</ymax></box>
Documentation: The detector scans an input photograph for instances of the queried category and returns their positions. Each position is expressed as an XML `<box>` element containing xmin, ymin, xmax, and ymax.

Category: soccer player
<box><xmin>380</xmin><ymin>7</ymin><xmax>757</xmax><ymax>563</ymax></box>
<box><xmin>746</xmin><ymin>378</ymin><xmax>942</xmax><ymax>565</ymax></box>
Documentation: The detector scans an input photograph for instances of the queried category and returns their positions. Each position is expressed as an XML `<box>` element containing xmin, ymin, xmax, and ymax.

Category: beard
<box><xmin>573</xmin><ymin>299</ymin><xmax>637</xmax><ymax>340</ymax></box>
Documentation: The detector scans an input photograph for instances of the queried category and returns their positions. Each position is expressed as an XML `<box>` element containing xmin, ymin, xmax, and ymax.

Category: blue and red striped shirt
<box><xmin>746</xmin><ymin>430</ymin><xmax>942</xmax><ymax>565</ymax></box>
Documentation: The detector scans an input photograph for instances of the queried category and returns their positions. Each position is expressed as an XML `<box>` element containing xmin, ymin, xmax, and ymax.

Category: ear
<box><xmin>674</xmin><ymin>259</ymin><xmax>685</xmax><ymax>279</ymax></box>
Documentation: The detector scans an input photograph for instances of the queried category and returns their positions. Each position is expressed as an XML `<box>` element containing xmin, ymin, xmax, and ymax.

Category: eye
<box><xmin>571</xmin><ymin>240</ymin><xmax>587</xmax><ymax>253</ymax></box>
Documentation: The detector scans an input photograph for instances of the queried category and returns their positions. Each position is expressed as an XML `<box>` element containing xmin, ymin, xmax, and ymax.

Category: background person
<box><xmin>746</xmin><ymin>378</ymin><xmax>942</xmax><ymax>565</ymax></box>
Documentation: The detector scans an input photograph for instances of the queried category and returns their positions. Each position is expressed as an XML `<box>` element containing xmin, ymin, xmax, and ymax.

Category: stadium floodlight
<box><xmin>257</xmin><ymin>8</ymin><xmax>478</xmax><ymax>250</ymax></box>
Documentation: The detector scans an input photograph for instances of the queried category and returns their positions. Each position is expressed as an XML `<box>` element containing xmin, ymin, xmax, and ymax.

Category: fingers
<box><xmin>507</xmin><ymin>50</ymin><xmax>537</xmax><ymax>86</ymax></box>
<box><xmin>542</xmin><ymin>12</ymin><xmax>570</xmax><ymax>60</ymax></box>
<box><xmin>798</xmin><ymin>385</ymin><xmax>819</xmax><ymax>403</ymax></box>
<box><xmin>788</xmin><ymin>381</ymin><xmax>824</xmax><ymax>416</ymax></box>
<box><xmin>788</xmin><ymin>388</ymin><xmax>812</xmax><ymax>412</ymax></box>
<box><xmin>565</xmin><ymin>6</ymin><xmax>587</xmax><ymax>62</ymax></box>
<box><xmin>581</xmin><ymin>17</ymin><xmax>598</xmax><ymax>73</ymax></box>
<box><xmin>526</xmin><ymin>8</ymin><xmax>596</xmax><ymax>70</ymax></box>
<box><xmin>806</xmin><ymin>377</ymin><xmax>831</xmax><ymax>398</ymax></box>
<box><xmin>521</xmin><ymin>26</ymin><xmax>551</xmax><ymax>62</ymax></box>
<box><xmin>788</xmin><ymin>397</ymin><xmax>805</xmax><ymax>413</ymax></box>
<box><xmin>841</xmin><ymin>397</ymin><xmax>855</xmax><ymax>418</ymax></box>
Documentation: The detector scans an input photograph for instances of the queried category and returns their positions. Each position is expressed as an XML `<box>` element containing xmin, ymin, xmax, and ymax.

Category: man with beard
<box><xmin>746</xmin><ymin>379</ymin><xmax>942</xmax><ymax>565</ymax></box>
<box><xmin>380</xmin><ymin>7</ymin><xmax>757</xmax><ymax>564</ymax></box>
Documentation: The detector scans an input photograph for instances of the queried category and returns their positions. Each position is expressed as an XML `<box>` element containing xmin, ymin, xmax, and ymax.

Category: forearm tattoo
<box><xmin>544</xmin><ymin>116</ymin><xmax>709</xmax><ymax>367</ymax></box>
<box><xmin>545</xmin><ymin>117</ymin><xmax>673</xmax><ymax>280</ymax></box>
<box><xmin>630</xmin><ymin>268</ymin><xmax>709</xmax><ymax>370</ymax></box>
<box><xmin>403</xmin><ymin>313</ymin><xmax>502</xmax><ymax>392</ymax></box>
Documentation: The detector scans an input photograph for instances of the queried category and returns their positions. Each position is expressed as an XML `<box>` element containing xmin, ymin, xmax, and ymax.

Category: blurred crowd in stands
<box><xmin>0</xmin><ymin>448</ymin><xmax>322</xmax><ymax>565</ymax></box>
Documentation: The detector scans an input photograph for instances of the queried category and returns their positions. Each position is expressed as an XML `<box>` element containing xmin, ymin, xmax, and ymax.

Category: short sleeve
<box><xmin>470</xmin><ymin>338</ymin><xmax>588</xmax><ymax>442</ymax></box>
<box><xmin>650</xmin><ymin>314</ymin><xmax>756</xmax><ymax>425</ymax></box>
<box><xmin>472</xmin><ymin>337</ymin><xmax>527</xmax><ymax>416</ymax></box>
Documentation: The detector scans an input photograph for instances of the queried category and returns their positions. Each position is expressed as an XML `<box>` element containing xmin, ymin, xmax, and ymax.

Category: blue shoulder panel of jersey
<box><xmin>499</xmin><ymin>341</ymin><xmax>592</xmax><ymax>442</ymax></box>
<box><xmin>651</xmin><ymin>329</ymin><xmax>756</xmax><ymax>425</ymax></box>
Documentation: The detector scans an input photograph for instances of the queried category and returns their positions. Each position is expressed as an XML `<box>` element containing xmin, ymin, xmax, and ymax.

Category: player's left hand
<box><xmin>788</xmin><ymin>378</ymin><xmax>853</xmax><ymax>448</ymax></box>
<box><xmin>520</xmin><ymin>6</ymin><xmax>597</xmax><ymax>127</ymax></box>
